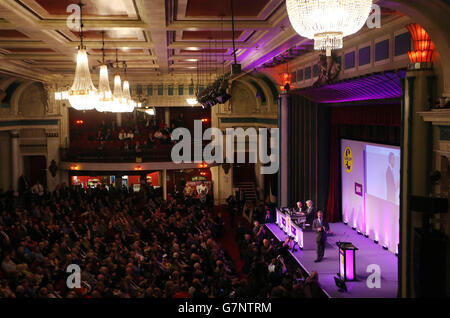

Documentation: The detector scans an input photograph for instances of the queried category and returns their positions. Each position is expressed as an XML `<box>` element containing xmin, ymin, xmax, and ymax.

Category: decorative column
<box><xmin>116</xmin><ymin>113</ymin><xmax>122</xmax><ymax>127</ymax></box>
<box><xmin>400</xmin><ymin>68</ymin><xmax>434</xmax><ymax>297</ymax></box>
<box><xmin>254</xmin><ymin>161</ymin><xmax>264</xmax><ymax>201</ymax></box>
<box><xmin>10</xmin><ymin>130</ymin><xmax>20</xmax><ymax>192</ymax></box>
<box><xmin>115</xmin><ymin>174</ymin><xmax>122</xmax><ymax>188</ymax></box>
<box><xmin>165</xmin><ymin>107</ymin><xmax>170</xmax><ymax>127</ymax></box>
<box><xmin>162</xmin><ymin>169</ymin><xmax>167</xmax><ymax>200</ymax></box>
<box><xmin>278</xmin><ymin>93</ymin><xmax>289</xmax><ymax>207</ymax></box>
<box><xmin>46</xmin><ymin>129</ymin><xmax>60</xmax><ymax>191</ymax></box>
<box><xmin>60</xmin><ymin>103</ymin><xmax>70</xmax><ymax>148</ymax></box>
<box><xmin>0</xmin><ymin>132</ymin><xmax>11</xmax><ymax>191</ymax></box>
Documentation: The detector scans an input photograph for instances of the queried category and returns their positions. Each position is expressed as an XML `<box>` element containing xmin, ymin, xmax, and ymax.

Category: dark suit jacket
<box><xmin>386</xmin><ymin>166</ymin><xmax>396</xmax><ymax>203</ymax></box>
<box><xmin>312</xmin><ymin>218</ymin><xmax>329</xmax><ymax>242</ymax></box>
<box><xmin>294</xmin><ymin>206</ymin><xmax>304</xmax><ymax>213</ymax></box>
<box><xmin>305</xmin><ymin>206</ymin><xmax>316</xmax><ymax>224</ymax></box>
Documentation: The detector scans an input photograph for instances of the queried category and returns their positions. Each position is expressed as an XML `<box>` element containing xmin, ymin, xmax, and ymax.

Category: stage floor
<box><xmin>265</xmin><ymin>222</ymin><xmax>398</xmax><ymax>298</ymax></box>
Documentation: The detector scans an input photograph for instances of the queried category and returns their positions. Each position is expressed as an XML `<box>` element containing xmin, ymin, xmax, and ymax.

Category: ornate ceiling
<box><xmin>0</xmin><ymin>0</ymin><xmax>399</xmax><ymax>82</ymax></box>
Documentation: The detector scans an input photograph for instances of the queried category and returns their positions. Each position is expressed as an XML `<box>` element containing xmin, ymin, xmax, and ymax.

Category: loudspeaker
<box><xmin>231</xmin><ymin>64</ymin><xmax>241</xmax><ymax>75</ymax></box>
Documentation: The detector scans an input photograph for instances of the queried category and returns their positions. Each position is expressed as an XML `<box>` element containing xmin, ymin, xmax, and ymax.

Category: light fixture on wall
<box><xmin>406</xmin><ymin>23</ymin><xmax>434</xmax><ymax>64</ymax></box>
<box><xmin>145</xmin><ymin>107</ymin><xmax>155</xmax><ymax>116</ymax></box>
<box><xmin>55</xmin><ymin>89</ymin><xmax>69</xmax><ymax>101</ymax></box>
<box><xmin>280</xmin><ymin>72</ymin><xmax>292</xmax><ymax>92</ymax></box>
<box><xmin>67</xmin><ymin>2</ymin><xmax>97</xmax><ymax>110</ymax></box>
<box><xmin>286</xmin><ymin>0</ymin><xmax>373</xmax><ymax>56</ymax></box>
<box><xmin>186</xmin><ymin>97</ymin><xmax>198</xmax><ymax>106</ymax></box>
<box><xmin>280</xmin><ymin>63</ymin><xmax>292</xmax><ymax>92</ymax></box>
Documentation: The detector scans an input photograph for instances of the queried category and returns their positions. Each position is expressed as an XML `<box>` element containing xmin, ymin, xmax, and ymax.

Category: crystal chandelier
<box><xmin>111</xmin><ymin>49</ymin><xmax>125</xmax><ymax>113</ymax></box>
<box><xmin>286</xmin><ymin>0</ymin><xmax>373</xmax><ymax>56</ymax></box>
<box><xmin>68</xmin><ymin>2</ymin><xmax>97</xmax><ymax>110</ymax></box>
<box><xmin>186</xmin><ymin>97</ymin><xmax>198</xmax><ymax>106</ymax></box>
<box><xmin>121</xmin><ymin>78</ymin><xmax>136</xmax><ymax>113</ymax></box>
<box><xmin>186</xmin><ymin>78</ymin><xmax>198</xmax><ymax>106</ymax></box>
<box><xmin>145</xmin><ymin>107</ymin><xmax>156</xmax><ymax>116</ymax></box>
<box><xmin>95</xmin><ymin>31</ymin><xmax>113</xmax><ymax>112</ymax></box>
<box><xmin>112</xmin><ymin>73</ymin><xmax>124</xmax><ymax>113</ymax></box>
<box><xmin>119</xmin><ymin>61</ymin><xmax>136</xmax><ymax>113</ymax></box>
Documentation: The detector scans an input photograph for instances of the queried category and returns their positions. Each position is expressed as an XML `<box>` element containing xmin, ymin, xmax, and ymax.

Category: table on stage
<box><xmin>275</xmin><ymin>208</ymin><xmax>315</xmax><ymax>250</ymax></box>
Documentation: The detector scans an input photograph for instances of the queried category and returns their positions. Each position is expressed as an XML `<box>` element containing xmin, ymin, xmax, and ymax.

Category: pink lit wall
<box><xmin>341</xmin><ymin>139</ymin><xmax>400</xmax><ymax>254</ymax></box>
<box><xmin>341</xmin><ymin>139</ymin><xmax>365</xmax><ymax>230</ymax></box>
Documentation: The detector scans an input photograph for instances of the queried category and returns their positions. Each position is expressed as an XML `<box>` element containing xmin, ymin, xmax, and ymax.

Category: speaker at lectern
<box><xmin>336</xmin><ymin>242</ymin><xmax>358</xmax><ymax>281</ymax></box>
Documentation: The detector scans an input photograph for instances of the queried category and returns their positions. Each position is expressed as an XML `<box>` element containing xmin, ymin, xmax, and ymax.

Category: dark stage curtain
<box><xmin>326</xmin><ymin>103</ymin><xmax>401</xmax><ymax>223</ymax></box>
<box><xmin>286</xmin><ymin>94</ymin><xmax>330</xmax><ymax>210</ymax></box>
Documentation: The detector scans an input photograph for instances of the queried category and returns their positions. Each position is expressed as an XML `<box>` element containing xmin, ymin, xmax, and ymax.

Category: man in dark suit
<box><xmin>303</xmin><ymin>200</ymin><xmax>316</xmax><ymax>225</ymax></box>
<box><xmin>312</xmin><ymin>210</ymin><xmax>329</xmax><ymax>262</ymax></box>
<box><xmin>386</xmin><ymin>152</ymin><xmax>399</xmax><ymax>203</ymax></box>
<box><xmin>294</xmin><ymin>201</ymin><xmax>304</xmax><ymax>213</ymax></box>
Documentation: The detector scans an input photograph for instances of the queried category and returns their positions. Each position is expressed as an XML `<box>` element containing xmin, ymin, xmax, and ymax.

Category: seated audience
<box><xmin>0</xmin><ymin>185</ymin><xmax>243</xmax><ymax>298</ymax></box>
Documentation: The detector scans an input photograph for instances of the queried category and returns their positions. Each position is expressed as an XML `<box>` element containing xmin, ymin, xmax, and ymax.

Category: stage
<box><xmin>265</xmin><ymin>222</ymin><xmax>398</xmax><ymax>298</ymax></box>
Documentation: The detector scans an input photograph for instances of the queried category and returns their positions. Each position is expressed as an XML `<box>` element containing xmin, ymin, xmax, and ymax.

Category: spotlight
<box><xmin>352</xmin><ymin>226</ymin><xmax>356</xmax><ymax>230</ymax></box>
<box><xmin>334</xmin><ymin>276</ymin><xmax>348</xmax><ymax>292</ymax></box>
<box><xmin>216</xmin><ymin>93</ymin><xmax>231</xmax><ymax>104</ymax></box>
<box><xmin>364</xmin><ymin>234</ymin><xmax>369</xmax><ymax>238</ymax></box>
<box><xmin>395</xmin><ymin>252</ymin><xmax>398</xmax><ymax>257</ymax></box>
<box><xmin>196</xmin><ymin>73</ymin><xmax>231</xmax><ymax>108</ymax></box>
<box><xmin>343</xmin><ymin>221</ymin><xmax>348</xmax><ymax>225</ymax></box>
<box><xmin>374</xmin><ymin>239</ymin><xmax>379</xmax><ymax>244</ymax></box>
<box><xmin>382</xmin><ymin>245</ymin><xmax>388</xmax><ymax>250</ymax></box>
<box><xmin>356</xmin><ymin>229</ymin><xmax>362</xmax><ymax>235</ymax></box>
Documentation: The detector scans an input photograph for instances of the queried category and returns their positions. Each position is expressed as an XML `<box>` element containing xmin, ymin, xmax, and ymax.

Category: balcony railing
<box><xmin>61</xmin><ymin>145</ymin><xmax>173</xmax><ymax>162</ymax></box>
<box><xmin>60</xmin><ymin>140</ymin><xmax>210</xmax><ymax>163</ymax></box>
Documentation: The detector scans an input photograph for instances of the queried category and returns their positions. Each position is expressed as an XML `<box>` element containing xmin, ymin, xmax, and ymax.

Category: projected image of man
<box><xmin>386</xmin><ymin>152</ymin><xmax>399</xmax><ymax>203</ymax></box>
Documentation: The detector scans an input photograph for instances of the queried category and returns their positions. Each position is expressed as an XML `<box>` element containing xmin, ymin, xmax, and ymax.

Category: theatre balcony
<box><xmin>62</xmin><ymin>106</ymin><xmax>211</xmax><ymax>163</ymax></box>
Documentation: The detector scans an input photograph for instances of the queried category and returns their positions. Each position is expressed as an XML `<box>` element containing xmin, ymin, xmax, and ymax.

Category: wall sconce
<box><xmin>406</xmin><ymin>23</ymin><xmax>434</xmax><ymax>64</ymax></box>
<box><xmin>280</xmin><ymin>72</ymin><xmax>292</xmax><ymax>92</ymax></box>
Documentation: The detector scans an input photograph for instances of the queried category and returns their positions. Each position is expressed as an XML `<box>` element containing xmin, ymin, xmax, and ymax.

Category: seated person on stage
<box><xmin>294</xmin><ymin>201</ymin><xmax>304</xmax><ymax>213</ymax></box>
<box><xmin>302</xmin><ymin>200</ymin><xmax>317</xmax><ymax>226</ymax></box>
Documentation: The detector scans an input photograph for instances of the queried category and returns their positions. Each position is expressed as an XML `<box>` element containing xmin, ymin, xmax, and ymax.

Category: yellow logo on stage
<box><xmin>344</xmin><ymin>147</ymin><xmax>353</xmax><ymax>173</ymax></box>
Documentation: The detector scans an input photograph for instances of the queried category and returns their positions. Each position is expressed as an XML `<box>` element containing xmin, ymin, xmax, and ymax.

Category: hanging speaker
<box><xmin>231</xmin><ymin>64</ymin><xmax>241</xmax><ymax>75</ymax></box>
